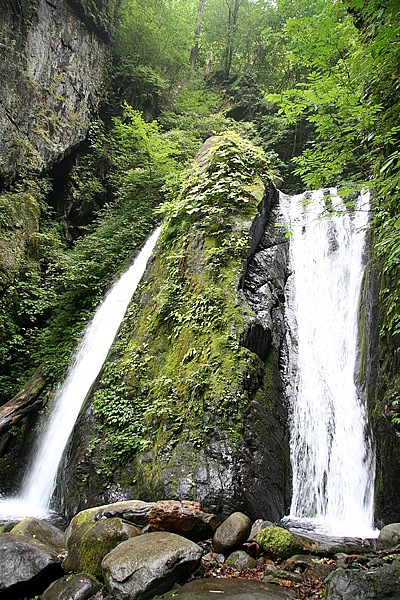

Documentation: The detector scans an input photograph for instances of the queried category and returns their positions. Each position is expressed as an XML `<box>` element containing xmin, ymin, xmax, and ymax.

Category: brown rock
<box><xmin>149</xmin><ymin>500</ymin><xmax>218</xmax><ymax>542</ymax></box>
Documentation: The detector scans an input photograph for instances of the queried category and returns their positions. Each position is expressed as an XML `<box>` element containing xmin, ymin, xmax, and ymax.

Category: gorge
<box><xmin>0</xmin><ymin>0</ymin><xmax>399</xmax><ymax>597</ymax></box>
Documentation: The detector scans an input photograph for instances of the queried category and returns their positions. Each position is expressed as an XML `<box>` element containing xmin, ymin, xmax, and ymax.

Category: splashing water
<box><xmin>0</xmin><ymin>226</ymin><xmax>161</xmax><ymax>521</ymax></box>
<box><xmin>282</xmin><ymin>189</ymin><xmax>377</xmax><ymax>538</ymax></box>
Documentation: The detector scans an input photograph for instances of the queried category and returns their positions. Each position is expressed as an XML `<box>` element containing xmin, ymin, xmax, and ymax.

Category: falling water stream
<box><xmin>282</xmin><ymin>189</ymin><xmax>377</xmax><ymax>538</ymax></box>
<box><xmin>0</xmin><ymin>226</ymin><xmax>161</xmax><ymax>520</ymax></box>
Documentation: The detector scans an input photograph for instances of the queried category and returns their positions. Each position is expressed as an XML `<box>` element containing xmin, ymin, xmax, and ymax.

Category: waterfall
<box><xmin>282</xmin><ymin>189</ymin><xmax>377</xmax><ymax>538</ymax></box>
<box><xmin>0</xmin><ymin>226</ymin><xmax>161</xmax><ymax>520</ymax></box>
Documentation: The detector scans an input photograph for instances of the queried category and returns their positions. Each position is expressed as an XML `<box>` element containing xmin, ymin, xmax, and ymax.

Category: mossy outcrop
<box><xmin>59</xmin><ymin>132</ymin><xmax>291</xmax><ymax>522</ymax></box>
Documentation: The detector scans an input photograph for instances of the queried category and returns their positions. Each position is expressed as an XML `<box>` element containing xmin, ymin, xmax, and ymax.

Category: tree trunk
<box><xmin>223</xmin><ymin>0</ymin><xmax>240</xmax><ymax>79</ymax></box>
<box><xmin>190</xmin><ymin>0</ymin><xmax>207</xmax><ymax>69</ymax></box>
<box><xmin>0</xmin><ymin>370</ymin><xmax>48</xmax><ymax>438</ymax></box>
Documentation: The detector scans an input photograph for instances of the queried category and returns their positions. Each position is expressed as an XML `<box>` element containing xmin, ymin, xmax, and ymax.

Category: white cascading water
<box><xmin>282</xmin><ymin>189</ymin><xmax>377</xmax><ymax>538</ymax></box>
<box><xmin>0</xmin><ymin>226</ymin><xmax>161</xmax><ymax>520</ymax></box>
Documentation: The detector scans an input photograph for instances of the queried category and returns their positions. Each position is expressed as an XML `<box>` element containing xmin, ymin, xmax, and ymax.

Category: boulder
<box><xmin>0</xmin><ymin>532</ymin><xmax>63</xmax><ymax>598</ymax></box>
<box><xmin>325</xmin><ymin>562</ymin><xmax>400</xmax><ymax>600</ymax></box>
<box><xmin>256</xmin><ymin>526</ymin><xmax>312</xmax><ymax>560</ymax></box>
<box><xmin>148</xmin><ymin>500</ymin><xmax>218</xmax><ymax>542</ymax></box>
<box><xmin>102</xmin><ymin>531</ymin><xmax>202</xmax><ymax>599</ymax></box>
<box><xmin>10</xmin><ymin>517</ymin><xmax>66</xmax><ymax>553</ymax></box>
<box><xmin>212</xmin><ymin>512</ymin><xmax>252</xmax><ymax>554</ymax></box>
<box><xmin>225</xmin><ymin>549</ymin><xmax>258</xmax><ymax>569</ymax></box>
<box><xmin>93</xmin><ymin>499</ymin><xmax>155</xmax><ymax>526</ymax></box>
<box><xmin>248</xmin><ymin>519</ymin><xmax>273</xmax><ymax>542</ymax></box>
<box><xmin>284</xmin><ymin>554</ymin><xmax>319</xmax><ymax>571</ymax></box>
<box><xmin>64</xmin><ymin>511</ymin><xmax>141</xmax><ymax>579</ymax></box>
<box><xmin>41</xmin><ymin>573</ymin><xmax>100</xmax><ymax>600</ymax></box>
<box><xmin>377</xmin><ymin>523</ymin><xmax>400</xmax><ymax>550</ymax></box>
<box><xmin>162</xmin><ymin>577</ymin><xmax>295</xmax><ymax>598</ymax></box>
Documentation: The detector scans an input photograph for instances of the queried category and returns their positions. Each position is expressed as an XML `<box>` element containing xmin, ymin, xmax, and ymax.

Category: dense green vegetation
<box><xmin>0</xmin><ymin>0</ymin><xmax>398</xmax><ymax>430</ymax></box>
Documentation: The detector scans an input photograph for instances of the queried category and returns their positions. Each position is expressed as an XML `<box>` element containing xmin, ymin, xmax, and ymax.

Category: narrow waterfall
<box><xmin>0</xmin><ymin>226</ymin><xmax>161</xmax><ymax>520</ymax></box>
<box><xmin>282</xmin><ymin>189</ymin><xmax>377</xmax><ymax>538</ymax></box>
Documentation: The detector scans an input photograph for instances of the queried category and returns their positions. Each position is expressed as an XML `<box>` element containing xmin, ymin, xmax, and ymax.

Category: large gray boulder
<box><xmin>212</xmin><ymin>512</ymin><xmax>252</xmax><ymax>554</ymax></box>
<box><xmin>10</xmin><ymin>517</ymin><xmax>66</xmax><ymax>552</ymax></box>
<box><xmin>102</xmin><ymin>531</ymin><xmax>203</xmax><ymax>599</ymax></box>
<box><xmin>42</xmin><ymin>573</ymin><xmax>100</xmax><ymax>600</ymax></box>
<box><xmin>325</xmin><ymin>562</ymin><xmax>400</xmax><ymax>599</ymax></box>
<box><xmin>0</xmin><ymin>532</ymin><xmax>63</xmax><ymax>598</ymax></box>
<box><xmin>377</xmin><ymin>523</ymin><xmax>400</xmax><ymax>550</ymax></box>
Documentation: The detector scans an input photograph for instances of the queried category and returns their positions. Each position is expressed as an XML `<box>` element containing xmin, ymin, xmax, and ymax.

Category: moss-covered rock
<box><xmin>61</xmin><ymin>132</ymin><xmax>290</xmax><ymax>521</ymax></box>
<box><xmin>256</xmin><ymin>526</ymin><xmax>311</xmax><ymax>560</ymax></box>
<box><xmin>63</xmin><ymin>507</ymin><xmax>141</xmax><ymax>579</ymax></box>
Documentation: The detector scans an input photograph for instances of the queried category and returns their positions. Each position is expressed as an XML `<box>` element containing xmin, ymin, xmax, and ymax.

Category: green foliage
<box><xmin>159</xmin><ymin>131</ymin><xmax>272</xmax><ymax>233</ymax></box>
<box><xmin>262</xmin><ymin>0</ymin><xmax>400</xmax><ymax>425</ymax></box>
<box><xmin>114</xmin><ymin>0</ymin><xmax>194</xmax><ymax>86</ymax></box>
<box><xmin>0</xmin><ymin>106</ymin><xmax>184</xmax><ymax>398</ymax></box>
<box><xmin>36</xmin><ymin>106</ymin><xmax>183</xmax><ymax>382</ymax></box>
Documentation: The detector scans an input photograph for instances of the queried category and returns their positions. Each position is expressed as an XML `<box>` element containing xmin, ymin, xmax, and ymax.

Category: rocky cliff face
<box><xmin>0</xmin><ymin>0</ymin><xmax>114</xmax><ymax>484</ymax></box>
<box><xmin>0</xmin><ymin>0</ymin><xmax>112</xmax><ymax>185</ymax></box>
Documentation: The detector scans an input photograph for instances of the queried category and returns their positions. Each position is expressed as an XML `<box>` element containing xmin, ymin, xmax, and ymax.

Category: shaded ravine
<box><xmin>0</xmin><ymin>227</ymin><xmax>161</xmax><ymax>520</ymax></box>
<box><xmin>281</xmin><ymin>189</ymin><xmax>377</xmax><ymax>538</ymax></box>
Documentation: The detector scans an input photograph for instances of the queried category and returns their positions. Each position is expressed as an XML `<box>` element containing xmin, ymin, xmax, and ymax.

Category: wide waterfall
<box><xmin>0</xmin><ymin>226</ymin><xmax>161</xmax><ymax>520</ymax></box>
<box><xmin>282</xmin><ymin>189</ymin><xmax>377</xmax><ymax>538</ymax></box>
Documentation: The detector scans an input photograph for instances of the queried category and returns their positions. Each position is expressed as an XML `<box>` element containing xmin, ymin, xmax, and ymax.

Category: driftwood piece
<box><xmin>0</xmin><ymin>370</ymin><xmax>48</xmax><ymax>437</ymax></box>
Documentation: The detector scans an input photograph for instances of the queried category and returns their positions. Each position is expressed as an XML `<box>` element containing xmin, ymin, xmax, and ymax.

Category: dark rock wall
<box><xmin>0</xmin><ymin>0</ymin><xmax>110</xmax><ymax>184</ymax></box>
<box><xmin>357</xmin><ymin>236</ymin><xmax>400</xmax><ymax>525</ymax></box>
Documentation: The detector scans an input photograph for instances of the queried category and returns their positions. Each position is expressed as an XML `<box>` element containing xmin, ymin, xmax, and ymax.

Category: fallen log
<box><xmin>0</xmin><ymin>370</ymin><xmax>48</xmax><ymax>437</ymax></box>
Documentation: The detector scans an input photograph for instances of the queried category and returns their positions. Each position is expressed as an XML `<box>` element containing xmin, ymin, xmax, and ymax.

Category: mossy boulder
<box><xmin>63</xmin><ymin>507</ymin><xmax>141</xmax><ymax>579</ymax></box>
<box><xmin>256</xmin><ymin>526</ymin><xmax>311</xmax><ymax>560</ymax></box>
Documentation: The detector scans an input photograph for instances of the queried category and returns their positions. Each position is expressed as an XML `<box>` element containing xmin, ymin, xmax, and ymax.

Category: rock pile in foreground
<box><xmin>0</xmin><ymin>499</ymin><xmax>399</xmax><ymax>599</ymax></box>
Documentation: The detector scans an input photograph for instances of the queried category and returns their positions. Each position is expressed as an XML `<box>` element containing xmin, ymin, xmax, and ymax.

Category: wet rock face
<box><xmin>0</xmin><ymin>0</ymin><xmax>109</xmax><ymax>183</ymax></box>
<box><xmin>325</xmin><ymin>562</ymin><xmax>400</xmax><ymax>600</ymax></box>
<box><xmin>240</xmin><ymin>195</ymin><xmax>292</xmax><ymax>520</ymax></box>
<box><xmin>0</xmin><ymin>532</ymin><xmax>64</xmax><ymax>599</ymax></box>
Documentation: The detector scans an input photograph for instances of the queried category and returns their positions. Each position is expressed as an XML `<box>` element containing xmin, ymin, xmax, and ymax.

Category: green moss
<box><xmin>77</xmin><ymin>521</ymin><xmax>128</xmax><ymax>580</ymax></box>
<box><xmin>91</xmin><ymin>132</ymin><xmax>274</xmax><ymax>484</ymax></box>
<box><xmin>256</xmin><ymin>526</ymin><xmax>310</xmax><ymax>560</ymax></box>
